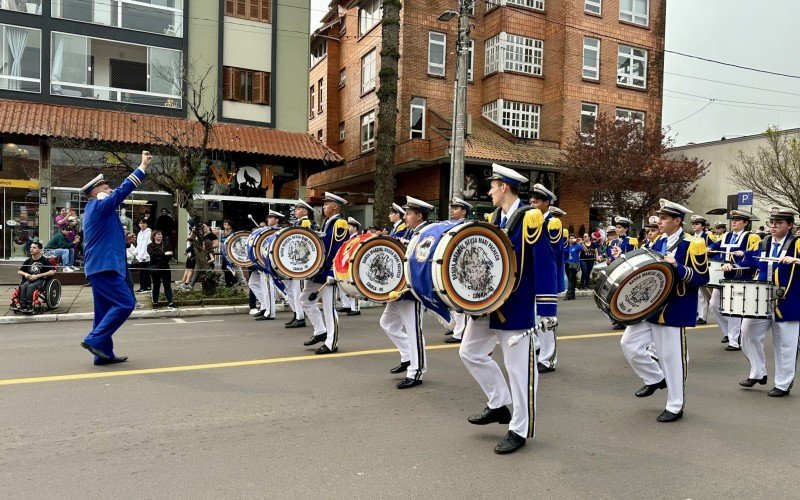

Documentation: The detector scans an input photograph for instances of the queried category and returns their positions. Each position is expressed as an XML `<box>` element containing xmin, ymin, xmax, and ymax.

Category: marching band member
<box><xmin>608</xmin><ymin>217</ymin><xmax>639</xmax><ymax>330</ymax></box>
<box><xmin>379</xmin><ymin>197</ymin><xmax>433</xmax><ymax>388</ymax></box>
<box><xmin>443</xmin><ymin>197</ymin><xmax>473</xmax><ymax>345</ymax></box>
<box><xmin>691</xmin><ymin>215</ymin><xmax>717</xmax><ymax>325</ymax></box>
<box><xmin>713</xmin><ymin>221</ymin><xmax>727</xmax><ymax>239</ymax></box>
<box><xmin>603</xmin><ymin>226</ymin><xmax>618</xmax><ymax>263</ymax></box>
<box><xmin>251</xmin><ymin>210</ymin><xmax>285</xmax><ymax>321</ymax></box>
<box><xmin>460</xmin><ymin>164</ymin><xmax>557</xmax><ymax>454</ymax></box>
<box><xmin>284</xmin><ymin>200</ymin><xmax>317</xmax><ymax>329</ymax></box>
<box><xmin>707</xmin><ymin>210</ymin><xmax>761</xmax><ymax>350</ymax></box>
<box><xmin>301</xmin><ymin>193</ymin><xmax>350</xmax><ymax>354</ymax></box>
<box><xmin>738</xmin><ymin>207</ymin><xmax>800</xmax><ymax>396</ymax></box>
<box><xmin>79</xmin><ymin>151</ymin><xmax>151</xmax><ymax>365</ymax></box>
<box><xmin>389</xmin><ymin>203</ymin><xmax>408</xmax><ymax>238</ymax></box>
<box><xmin>620</xmin><ymin>199</ymin><xmax>708</xmax><ymax>422</ymax></box>
<box><xmin>337</xmin><ymin>217</ymin><xmax>362</xmax><ymax>317</ymax></box>
<box><xmin>529</xmin><ymin>185</ymin><xmax>562</xmax><ymax>373</ymax></box>
<box><xmin>642</xmin><ymin>216</ymin><xmax>662</xmax><ymax>249</ymax></box>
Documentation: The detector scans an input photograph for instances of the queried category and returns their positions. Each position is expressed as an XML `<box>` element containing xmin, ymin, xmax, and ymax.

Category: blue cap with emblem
<box><xmin>486</xmin><ymin>163</ymin><xmax>528</xmax><ymax>186</ymax></box>
<box><xmin>769</xmin><ymin>206</ymin><xmax>798</xmax><ymax>222</ymax></box>
<box><xmin>531</xmin><ymin>183</ymin><xmax>557</xmax><ymax>203</ymax></box>
<box><xmin>450</xmin><ymin>197</ymin><xmax>473</xmax><ymax>212</ymax></box>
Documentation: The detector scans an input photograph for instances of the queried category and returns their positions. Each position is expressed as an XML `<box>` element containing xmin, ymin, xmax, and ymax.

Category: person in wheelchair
<box><xmin>16</xmin><ymin>242</ymin><xmax>56</xmax><ymax>314</ymax></box>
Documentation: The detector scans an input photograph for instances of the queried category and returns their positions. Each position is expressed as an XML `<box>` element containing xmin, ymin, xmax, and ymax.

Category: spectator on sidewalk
<box><xmin>156</xmin><ymin>208</ymin><xmax>174</xmax><ymax>249</ymax></box>
<box><xmin>565</xmin><ymin>235</ymin><xmax>582</xmax><ymax>300</ymax></box>
<box><xmin>579</xmin><ymin>233</ymin><xmax>599</xmax><ymax>289</ymax></box>
<box><xmin>16</xmin><ymin>242</ymin><xmax>56</xmax><ymax>314</ymax></box>
<box><xmin>135</xmin><ymin>219</ymin><xmax>152</xmax><ymax>293</ymax></box>
<box><xmin>44</xmin><ymin>226</ymin><xmax>77</xmax><ymax>271</ymax></box>
<box><xmin>147</xmin><ymin>230</ymin><xmax>176</xmax><ymax>310</ymax></box>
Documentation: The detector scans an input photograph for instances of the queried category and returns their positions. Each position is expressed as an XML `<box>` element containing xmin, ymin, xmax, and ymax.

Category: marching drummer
<box><xmin>713</xmin><ymin>221</ymin><xmax>727</xmax><ymax>239</ymax></box>
<box><xmin>389</xmin><ymin>203</ymin><xmax>408</xmax><ymax>238</ymax></box>
<box><xmin>336</xmin><ymin>217</ymin><xmax>362</xmax><ymax>317</ymax></box>
<box><xmin>707</xmin><ymin>210</ymin><xmax>761</xmax><ymax>350</ymax></box>
<box><xmin>253</xmin><ymin>210</ymin><xmax>286</xmax><ymax>321</ymax></box>
<box><xmin>442</xmin><ymin>197</ymin><xmax>473</xmax><ymax>345</ymax></box>
<box><xmin>284</xmin><ymin>200</ymin><xmax>317</xmax><ymax>330</ymax></box>
<box><xmin>607</xmin><ymin>217</ymin><xmax>639</xmax><ymax>330</ymax></box>
<box><xmin>691</xmin><ymin>215</ymin><xmax>717</xmax><ymax>325</ymax></box>
<box><xmin>620</xmin><ymin>199</ymin><xmax>708</xmax><ymax>423</ymax></box>
<box><xmin>460</xmin><ymin>163</ymin><xmax>557</xmax><ymax>454</ymax></box>
<box><xmin>642</xmin><ymin>216</ymin><xmax>662</xmax><ymax>249</ymax></box>
<box><xmin>738</xmin><ymin>207</ymin><xmax>800</xmax><ymax>397</ymax></box>
<box><xmin>300</xmin><ymin>192</ymin><xmax>350</xmax><ymax>354</ymax></box>
<box><xmin>379</xmin><ymin>196</ymin><xmax>433</xmax><ymax>388</ymax></box>
<box><xmin>603</xmin><ymin>226</ymin><xmax>618</xmax><ymax>263</ymax></box>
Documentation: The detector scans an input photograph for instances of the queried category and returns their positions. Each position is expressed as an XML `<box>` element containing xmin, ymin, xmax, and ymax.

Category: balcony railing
<box><xmin>51</xmin><ymin>0</ymin><xmax>183</xmax><ymax>38</ymax></box>
<box><xmin>50</xmin><ymin>82</ymin><xmax>181</xmax><ymax>108</ymax></box>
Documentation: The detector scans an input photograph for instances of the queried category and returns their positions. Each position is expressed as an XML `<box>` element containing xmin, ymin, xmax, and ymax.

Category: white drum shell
<box><xmin>719</xmin><ymin>280</ymin><xmax>774</xmax><ymax>318</ymax></box>
<box><xmin>707</xmin><ymin>260</ymin><xmax>726</xmax><ymax>288</ymax></box>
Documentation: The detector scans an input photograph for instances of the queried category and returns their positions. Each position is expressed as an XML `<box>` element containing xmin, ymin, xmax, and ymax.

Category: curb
<box><xmin>0</xmin><ymin>305</ymin><xmax>252</xmax><ymax>325</ymax></box>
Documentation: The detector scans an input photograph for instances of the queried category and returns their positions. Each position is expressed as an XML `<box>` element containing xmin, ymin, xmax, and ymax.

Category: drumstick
<box><xmin>247</xmin><ymin>214</ymin><xmax>260</xmax><ymax>229</ymax></box>
<box><xmin>308</xmin><ymin>280</ymin><xmax>335</xmax><ymax>301</ymax></box>
<box><xmin>508</xmin><ymin>317</ymin><xmax>558</xmax><ymax>346</ymax></box>
<box><xmin>757</xmin><ymin>256</ymin><xmax>781</xmax><ymax>262</ymax></box>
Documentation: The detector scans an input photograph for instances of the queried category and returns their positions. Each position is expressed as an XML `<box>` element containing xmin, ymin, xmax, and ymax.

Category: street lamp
<box><xmin>439</xmin><ymin>0</ymin><xmax>471</xmax><ymax>203</ymax></box>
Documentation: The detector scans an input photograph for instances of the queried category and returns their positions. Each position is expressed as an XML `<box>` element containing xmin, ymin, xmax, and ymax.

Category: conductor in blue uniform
<box><xmin>80</xmin><ymin>151</ymin><xmax>151</xmax><ymax>365</ymax></box>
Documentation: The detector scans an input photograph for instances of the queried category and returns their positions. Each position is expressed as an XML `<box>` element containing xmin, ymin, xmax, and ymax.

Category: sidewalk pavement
<box><xmin>1</xmin><ymin>284</ymin><xmax>594</xmax><ymax>325</ymax></box>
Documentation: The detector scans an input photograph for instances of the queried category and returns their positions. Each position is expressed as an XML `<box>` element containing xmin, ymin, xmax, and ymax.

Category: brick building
<box><xmin>308</xmin><ymin>0</ymin><xmax>665</xmax><ymax>229</ymax></box>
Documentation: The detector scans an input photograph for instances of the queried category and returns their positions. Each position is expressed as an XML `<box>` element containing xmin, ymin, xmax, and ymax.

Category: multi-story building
<box><xmin>307</xmin><ymin>0</ymin><xmax>665</xmax><ymax>228</ymax></box>
<box><xmin>0</xmin><ymin>1</ymin><xmax>338</xmax><ymax>263</ymax></box>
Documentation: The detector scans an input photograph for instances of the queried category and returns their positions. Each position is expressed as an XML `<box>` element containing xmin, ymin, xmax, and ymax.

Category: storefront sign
<box><xmin>211</xmin><ymin>164</ymin><xmax>272</xmax><ymax>189</ymax></box>
<box><xmin>39</xmin><ymin>187</ymin><xmax>48</xmax><ymax>205</ymax></box>
<box><xmin>0</xmin><ymin>179</ymin><xmax>39</xmax><ymax>189</ymax></box>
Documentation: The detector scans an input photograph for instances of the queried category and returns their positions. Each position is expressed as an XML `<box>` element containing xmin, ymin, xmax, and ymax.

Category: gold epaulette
<box><xmin>334</xmin><ymin>218</ymin><xmax>349</xmax><ymax>241</ymax></box>
<box><xmin>300</xmin><ymin>219</ymin><xmax>312</xmax><ymax>228</ymax></box>
<box><xmin>687</xmin><ymin>236</ymin><xmax>707</xmax><ymax>256</ymax></box>
<box><xmin>747</xmin><ymin>233</ymin><xmax>761</xmax><ymax>251</ymax></box>
<box><xmin>628</xmin><ymin>237</ymin><xmax>639</xmax><ymax>248</ymax></box>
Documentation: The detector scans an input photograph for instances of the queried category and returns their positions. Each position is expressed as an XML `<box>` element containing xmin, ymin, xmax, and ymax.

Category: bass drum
<box><xmin>334</xmin><ymin>234</ymin><xmax>406</xmax><ymax>303</ymax></box>
<box><xmin>246</xmin><ymin>227</ymin><xmax>277</xmax><ymax>273</ymax></box>
<box><xmin>594</xmin><ymin>247</ymin><xmax>676</xmax><ymax>325</ymax></box>
<box><xmin>406</xmin><ymin>220</ymin><xmax>515</xmax><ymax>320</ymax></box>
<box><xmin>223</xmin><ymin>230</ymin><xmax>252</xmax><ymax>268</ymax></box>
<box><xmin>266</xmin><ymin>226</ymin><xmax>325</xmax><ymax>280</ymax></box>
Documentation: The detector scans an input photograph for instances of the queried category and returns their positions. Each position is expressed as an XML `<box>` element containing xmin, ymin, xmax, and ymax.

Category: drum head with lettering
<box><xmin>609</xmin><ymin>263</ymin><xmax>675</xmax><ymax>322</ymax></box>
<box><xmin>353</xmin><ymin>237</ymin><xmax>406</xmax><ymax>302</ymax></box>
<box><xmin>270</xmin><ymin>227</ymin><xmax>325</xmax><ymax>279</ymax></box>
<box><xmin>225</xmin><ymin>231</ymin><xmax>252</xmax><ymax>267</ymax></box>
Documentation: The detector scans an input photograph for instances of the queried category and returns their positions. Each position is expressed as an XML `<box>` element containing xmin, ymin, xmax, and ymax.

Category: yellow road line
<box><xmin>0</xmin><ymin>324</ymin><xmax>719</xmax><ymax>387</ymax></box>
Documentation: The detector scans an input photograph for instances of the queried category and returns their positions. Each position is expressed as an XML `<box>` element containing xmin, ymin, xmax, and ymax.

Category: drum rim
<box><xmin>350</xmin><ymin>236</ymin><xmax>407</xmax><ymax>302</ymax></box>
<box><xmin>249</xmin><ymin>228</ymin><xmax>277</xmax><ymax>272</ymax></box>
<box><xmin>225</xmin><ymin>230</ymin><xmax>253</xmax><ymax>268</ymax></box>
<box><xmin>608</xmin><ymin>262</ymin><xmax>675</xmax><ymax>322</ymax></box>
<box><xmin>431</xmin><ymin>222</ymin><xmax>516</xmax><ymax>315</ymax></box>
<box><xmin>268</xmin><ymin>226</ymin><xmax>325</xmax><ymax>279</ymax></box>
<box><xmin>333</xmin><ymin>234</ymin><xmax>373</xmax><ymax>300</ymax></box>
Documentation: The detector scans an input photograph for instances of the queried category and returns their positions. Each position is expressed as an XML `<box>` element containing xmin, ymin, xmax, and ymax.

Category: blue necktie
<box><xmin>731</xmin><ymin>233</ymin><xmax>739</xmax><ymax>244</ymax></box>
<box><xmin>499</xmin><ymin>216</ymin><xmax>508</xmax><ymax>229</ymax></box>
<box><xmin>772</xmin><ymin>242</ymin><xmax>781</xmax><ymax>258</ymax></box>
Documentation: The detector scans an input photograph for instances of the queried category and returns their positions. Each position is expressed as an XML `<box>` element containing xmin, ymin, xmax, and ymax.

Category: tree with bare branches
<box><xmin>559</xmin><ymin>114</ymin><xmax>709</xmax><ymax>224</ymax></box>
<box><xmin>727</xmin><ymin>127</ymin><xmax>800</xmax><ymax>213</ymax></box>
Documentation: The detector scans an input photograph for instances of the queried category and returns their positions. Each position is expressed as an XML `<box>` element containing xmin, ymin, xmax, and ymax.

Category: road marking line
<box><xmin>173</xmin><ymin>318</ymin><xmax>187</xmax><ymax>323</ymax></box>
<box><xmin>0</xmin><ymin>324</ymin><xmax>719</xmax><ymax>387</ymax></box>
<box><xmin>131</xmin><ymin>319</ymin><xmax>224</xmax><ymax>326</ymax></box>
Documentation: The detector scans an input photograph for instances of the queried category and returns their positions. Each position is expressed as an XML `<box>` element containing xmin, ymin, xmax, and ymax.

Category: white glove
<box><xmin>541</xmin><ymin>317</ymin><xmax>558</xmax><ymax>329</ymax></box>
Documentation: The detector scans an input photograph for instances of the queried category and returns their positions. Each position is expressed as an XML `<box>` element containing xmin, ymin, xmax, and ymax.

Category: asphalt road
<box><xmin>0</xmin><ymin>298</ymin><xmax>797</xmax><ymax>498</ymax></box>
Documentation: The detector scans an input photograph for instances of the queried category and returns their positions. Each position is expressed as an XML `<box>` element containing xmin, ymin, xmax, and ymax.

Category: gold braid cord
<box><xmin>546</xmin><ymin>217</ymin><xmax>562</xmax><ymax>245</ymax></box>
<box><xmin>747</xmin><ymin>233</ymin><xmax>762</xmax><ymax>252</ymax></box>
<box><xmin>333</xmin><ymin>219</ymin><xmax>349</xmax><ymax>242</ymax></box>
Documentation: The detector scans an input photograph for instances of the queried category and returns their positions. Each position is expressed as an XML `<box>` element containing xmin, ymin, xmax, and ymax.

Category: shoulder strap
<box><xmin>506</xmin><ymin>203</ymin><xmax>532</xmax><ymax>233</ymax></box>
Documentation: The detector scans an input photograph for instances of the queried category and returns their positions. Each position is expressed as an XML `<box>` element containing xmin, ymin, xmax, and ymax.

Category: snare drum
<box><xmin>334</xmin><ymin>234</ymin><xmax>406</xmax><ymax>303</ymax></box>
<box><xmin>706</xmin><ymin>260</ymin><xmax>726</xmax><ymax>288</ymax></box>
<box><xmin>223</xmin><ymin>230</ymin><xmax>252</xmax><ymax>268</ymax></box>
<box><xmin>266</xmin><ymin>227</ymin><xmax>325</xmax><ymax>280</ymax></box>
<box><xmin>594</xmin><ymin>247</ymin><xmax>676</xmax><ymax>325</ymax></box>
<box><xmin>405</xmin><ymin>220</ymin><xmax>516</xmax><ymax>320</ymax></box>
<box><xmin>719</xmin><ymin>280</ymin><xmax>774</xmax><ymax>318</ymax></box>
<box><xmin>246</xmin><ymin>227</ymin><xmax>277</xmax><ymax>272</ymax></box>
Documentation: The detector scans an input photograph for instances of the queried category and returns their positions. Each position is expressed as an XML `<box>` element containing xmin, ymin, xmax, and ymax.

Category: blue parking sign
<box><xmin>738</xmin><ymin>191</ymin><xmax>753</xmax><ymax>207</ymax></box>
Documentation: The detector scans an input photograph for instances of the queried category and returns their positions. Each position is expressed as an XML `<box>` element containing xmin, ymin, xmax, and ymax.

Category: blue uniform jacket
<box><xmin>83</xmin><ymin>168</ymin><xmax>146</xmax><ymax>277</ymax></box>
<box><xmin>311</xmin><ymin>214</ymin><xmax>349</xmax><ymax>284</ymax></box>
<box><xmin>606</xmin><ymin>235</ymin><xmax>638</xmax><ymax>262</ymax></box>
<box><xmin>294</xmin><ymin>216</ymin><xmax>319</xmax><ymax>231</ymax></box>
<box><xmin>647</xmin><ymin>233</ymin><xmax>709</xmax><ymax>327</ymax></box>
<box><xmin>400</xmin><ymin>220</ymin><xmax>431</xmax><ymax>303</ymax></box>
<box><xmin>708</xmin><ymin>231</ymin><xmax>760</xmax><ymax>279</ymax></box>
<box><xmin>544</xmin><ymin>213</ymin><xmax>566</xmax><ymax>294</ymax></box>
<box><xmin>741</xmin><ymin>235</ymin><xmax>800</xmax><ymax>322</ymax></box>
<box><xmin>390</xmin><ymin>221</ymin><xmax>408</xmax><ymax>239</ymax></box>
<box><xmin>488</xmin><ymin>203</ymin><xmax>557</xmax><ymax>330</ymax></box>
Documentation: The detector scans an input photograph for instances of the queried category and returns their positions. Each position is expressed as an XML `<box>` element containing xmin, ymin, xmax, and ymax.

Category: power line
<box><xmin>664</xmin><ymin>50</ymin><xmax>800</xmax><ymax>79</ymax></box>
<box><xmin>664</xmin><ymin>72</ymin><xmax>800</xmax><ymax>98</ymax></box>
<box><xmin>665</xmin><ymin>100</ymin><xmax>714</xmax><ymax>126</ymax></box>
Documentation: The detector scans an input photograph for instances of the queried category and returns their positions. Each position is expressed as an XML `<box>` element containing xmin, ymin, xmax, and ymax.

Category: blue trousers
<box><xmin>83</xmin><ymin>271</ymin><xmax>136</xmax><ymax>360</ymax></box>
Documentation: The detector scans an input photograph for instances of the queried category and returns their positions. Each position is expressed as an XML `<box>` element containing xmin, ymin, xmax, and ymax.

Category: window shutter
<box><xmin>249</xmin><ymin>0</ymin><xmax>259</xmax><ymax>20</ymax></box>
<box><xmin>223</xmin><ymin>67</ymin><xmax>235</xmax><ymax>100</ymax></box>
<box><xmin>263</xmin><ymin>73</ymin><xmax>271</xmax><ymax>105</ymax></box>
<box><xmin>252</xmin><ymin>72</ymin><xmax>265</xmax><ymax>104</ymax></box>
<box><xmin>225</xmin><ymin>0</ymin><xmax>234</xmax><ymax>15</ymax></box>
<box><xmin>234</xmin><ymin>69</ymin><xmax>244</xmax><ymax>101</ymax></box>
<box><xmin>236</xmin><ymin>0</ymin><xmax>246</xmax><ymax>16</ymax></box>
<box><xmin>260</xmin><ymin>0</ymin><xmax>271</xmax><ymax>22</ymax></box>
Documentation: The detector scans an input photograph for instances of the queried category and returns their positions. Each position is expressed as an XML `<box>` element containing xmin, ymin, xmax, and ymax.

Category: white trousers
<box><xmin>741</xmin><ymin>318</ymin><xmax>800</xmax><ymax>391</ymax></box>
<box><xmin>459</xmin><ymin>316</ymin><xmax>538</xmax><ymax>439</ymax></box>
<box><xmin>709</xmin><ymin>288</ymin><xmax>742</xmax><ymax>347</ymax></box>
<box><xmin>300</xmin><ymin>282</ymin><xmax>339</xmax><ymax>350</ymax></box>
<box><xmin>621</xmin><ymin>322</ymin><xmax>688</xmax><ymax>414</ymax></box>
<box><xmin>285</xmin><ymin>279</ymin><xmax>305</xmax><ymax>320</ymax></box>
<box><xmin>538</xmin><ymin>324</ymin><xmax>557</xmax><ymax>369</ymax></box>
<box><xmin>452</xmin><ymin>312</ymin><xmax>467</xmax><ymax>340</ymax></box>
<box><xmin>340</xmin><ymin>292</ymin><xmax>360</xmax><ymax>312</ymax></box>
<box><xmin>247</xmin><ymin>271</ymin><xmax>272</xmax><ymax>315</ymax></box>
<box><xmin>697</xmin><ymin>289</ymin><xmax>709</xmax><ymax>321</ymax></box>
<box><xmin>380</xmin><ymin>300</ymin><xmax>425</xmax><ymax>378</ymax></box>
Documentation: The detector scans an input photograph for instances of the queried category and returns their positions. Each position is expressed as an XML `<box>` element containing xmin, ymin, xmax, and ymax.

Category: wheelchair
<box><xmin>10</xmin><ymin>277</ymin><xmax>62</xmax><ymax>314</ymax></box>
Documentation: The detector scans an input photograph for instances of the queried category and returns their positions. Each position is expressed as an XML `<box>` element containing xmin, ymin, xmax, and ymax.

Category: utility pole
<box><xmin>448</xmin><ymin>0</ymin><xmax>470</xmax><ymax>201</ymax></box>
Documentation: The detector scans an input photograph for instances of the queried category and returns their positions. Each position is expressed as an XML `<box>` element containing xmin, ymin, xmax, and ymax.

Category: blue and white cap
<box><xmin>614</xmin><ymin>216</ymin><xmax>633</xmax><ymax>227</ymax></box>
<box><xmin>268</xmin><ymin>209</ymin><xmax>285</xmax><ymax>219</ymax></box>
<box><xmin>549</xmin><ymin>206</ymin><xmax>566</xmax><ymax>217</ymax></box>
<box><xmin>606</xmin><ymin>225</ymin><xmax>617</xmax><ymax>234</ymax></box>
<box><xmin>770</xmin><ymin>207</ymin><xmax>798</xmax><ymax>222</ymax></box>
<box><xmin>296</xmin><ymin>199</ymin><xmax>314</xmax><ymax>212</ymax></box>
<box><xmin>656</xmin><ymin>199</ymin><xmax>693</xmax><ymax>219</ymax></box>
<box><xmin>487</xmin><ymin>163</ymin><xmax>528</xmax><ymax>186</ymax></box>
<box><xmin>532</xmin><ymin>183</ymin><xmax>557</xmax><ymax>203</ymax></box>
<box><xmin>450</xmin><ymin>197</ymin><xmax>473</xmax><ymax>212</ymax></box>
<box><xmin>403</xmin><ymin>196</ymin><xmax>434</xmax><ymax>213</ymax></box>
<box><xmin>391</xmin><ymin>203</ymin><xmax>406</xmax><ymax>215</ymax></box>
<box><xmin>323</xmin><ymin>192</ymin><xmax>348</xmax><ymax>206</ymax></box>
<box><xmin>80</xmin><ymin>173</ymin><xmax>108</xmax><ymax>196</ymax></box>
<box><xmin>347</xmin><ymin>216</ymin><xmax>361</xmax><ymax>228</ymax></box>
<box><xmin>729</xmin><ymin>209</ymin><xmax>758</xmax><ymax>221</ymax></box>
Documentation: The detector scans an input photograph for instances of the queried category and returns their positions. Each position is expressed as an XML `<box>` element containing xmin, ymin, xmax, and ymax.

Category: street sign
<box><xmin>738</xmin><ymin>191</ymin><xmax>753</xmax><ymax>207</ymax></box>
<box><xmin>39</xmin><ymin>187</ymin><xmax>48</xmax><ymax>205</ymax></box>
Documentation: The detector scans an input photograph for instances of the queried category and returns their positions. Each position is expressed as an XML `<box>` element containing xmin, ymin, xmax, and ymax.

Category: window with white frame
<box><xmin>310</xmin><ymin>42</ymin><xmax>327</xmax><ymax>68</ymax></box>
<box><xmin>482</xmin><ymin>99</ymin><xmax>540</xmax><ymax>139</ymax></box>
<box><xmin>585</xmin><ymin>0</ymin><xmax>601</xmax><ymax>15</ymax></box>
<box><xmin>0</xmin><ymin>24</ymin><xmax>42</xmax><ymax>93</ymax></box>
<box><xmin>615</xmin><ymin>108</ymin><xmax>645</xmax><ymax>126</ymax></box>
<box><xmin>582</xmin><ymin>37</ymin><xmax>600</xmax><ymax>80</ymax></box>
<box><xmin>467</xmin><ymin>39</ymin><xmax>474</xmax><ymax>81</ymax></box>
<box><xmin>428</xmin><ymin>32</ymin><xmax>446</xmax><ymax>77</ymax></box>
<box><xmin>619</xmin><ymin>0</ymin><xmax>648</xmax><ymax>26</ymax></box>
<box><xmin>617</xmin><ymin>44</ymin><xmax>647</xmax><ymax>89</ymax></box>
<box><xmin>361</xmin><ymin>49</ymin><xmax>376</xmax><ymax>94</ymax></box>
<box><xmin>505</xmin><ymin>0</ymin><xmax>545</xmax><ymax>10</ymax></box>
<box><xmin>410</xmin><ymin>97</ymin><xmax>426</xmax><ymax>139</ymax></box>
<box><xmin>484</xmin><ymin>32</ymin><xmax>543</xmax><ymax>76</ymax></box>
<box><xmin>54</xmin><ymin>0</ymin><xmax>185</xmax><ymax>37</ymax></box>
<box><xmin>580</xmin><ymin>103</ymin><xmax>598</xmax><ymax>135</ymax></box>
<box><xmin>359</xmin><ymin>0</ymin><xmax>382</xmax><ymax>35</ymax></box>
<box><xmin>339</xmin><ymin>121</ymin><xmax>345</xmax><ymax>141</ymax></box>
<box><xmin>361</xmin><ymin>110</ymin><xmax>376</xmax><ymax>152</ymax></box>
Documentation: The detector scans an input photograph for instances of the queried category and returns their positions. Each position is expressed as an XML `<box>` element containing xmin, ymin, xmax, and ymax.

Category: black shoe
<box><xmin>444</xmin><ymin>330</ymin><xmax>454</xmax><ymax>336</ymax></box>
<box><xmin>254</xmin><ymin>312</ymin><xmax>271</xmax><ymax>321</ymax></box>
<box><xmin>725</xmin><ymin>345</ymin><xmax>741</xmax><ymax>351</ymax></box>
<box><xmin>768</xmin><ymin>387</ymin><xmax>790</xmax><ymax>397</ymax></box>
<box><xmin>286</xmin><ymin>319</ymin><xmax>306</xmax><ymax>329</ymax></box>
<box><xmin>739</xmin><ymin>375</ymin><xmax>768</xmax><ymax>387</ymax></box>
<box><xmin>397</xmin><ymin>377</ymin><xmax>422</xmax><ymax>389</ymax></box>
<box><xmin>315</xmin><ymin>345</ymin><xmax>337</xmax><ymax>355</ymax></box>
<box><xmin>346</xmin><ymin>310</ymin><xmax>361</xmax><ymax>316</ymax></box>
<box><xmin>303</xmin><ymin>334</ymin><xmax>326</xmax><ymax>346</ymax></box>
<box><xmin>284</xmin><ymin>316</ymin><xmax>297</xmax><ymax>326</ymax></box>
<box><xmin>336</xmin><ymin>307</ymin><xmax>349</xmax><ymax>313</ymax></box>
<box><xmin>657</xmin><ymin>409</ymin><xmax>683</xmax><ymax>422</ymax></box>
<box><xmin>721</xmin><ymin>336</ymin><xmax>729</xmax><ymax>344</ymax></box>
<box><xmin>635</xmin><ymin>379</ymin><xmax>667</xmax><ymax>397</ymax></box>
<box><xmin>494</xmin><ymin>431</ymin><xmax>526</xmax><ymax>454</ymax></box>
<box><xmin>135</xmin><ymin>288</ymin><xmax>151</xmax><ymax>294</ymax></box>
<box><xmin>612</xmin><ymin>323</ymin><xmax>625</xmax><ymax>330</ymax></box>
<box><xmin>80</xmin><ymin>342</ymin><xmax>111</xmax><ymax>360</ymax></box>
<box><xmin>389</xmin><ymin>361</ymin><xmax>411</xmax><ymax>374</ymax></box>
<box><xmin>537</xmin><ymin>362</ymin><xmax>555</xmax><ymax>373</ymax></box>
<box><xmin>444</xmin><ymin>336</ymin><xmax>462</xmax><ymax>344</ymax></box>
<box><xmin>254</xmin><ymin>310</ymin><xmax>265</xmax><ymax>318</ymax></box>
<box><xmin>167</xmin><ymin>303</ymin><xmax>177</xmax><ymax>309</ymax></box>
<box><xmin>94</xmin><ymin>356</ymin><xmax>128</xmax><ymax>366</ymax></box>
<box><xmin>696</xmin><ymin>318</ymin><xmax>707</xmax><ymax>325</ymax></box>
<box><xmin>468</xmin><ymin>405</ymin><xmax>512</xmax><ymax>425</ymax></box>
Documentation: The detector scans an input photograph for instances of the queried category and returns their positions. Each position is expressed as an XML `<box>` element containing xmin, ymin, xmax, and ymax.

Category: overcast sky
<box><xmin>308</xmin><ymin>0</ymin><xmax>800</xmax><ymax>146</ymax></box>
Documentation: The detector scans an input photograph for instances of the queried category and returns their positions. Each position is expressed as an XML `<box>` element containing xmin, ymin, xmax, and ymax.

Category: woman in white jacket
<box><xmin>135</xmin><ymin>219</ymin><xmax>152</xmax><ymax>293</ymax></box>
